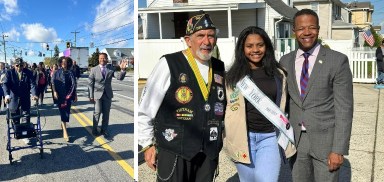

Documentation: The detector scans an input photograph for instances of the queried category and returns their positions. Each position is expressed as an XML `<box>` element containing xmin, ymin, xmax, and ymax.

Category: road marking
<box><xmin>114</xmin><ymin>93</ymin><xmax>133</xmax><ymax>100</ymax></box>
<box><xmin>70</xmin><ymin>106</ymin><xmax>134</xmax><ymax>179</ymax></box>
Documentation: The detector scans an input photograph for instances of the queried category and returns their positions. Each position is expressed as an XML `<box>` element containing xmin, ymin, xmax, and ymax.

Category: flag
<box><xmin>363</xmin><ymin>30</ymin><xmax>375</xmax><ymax>47</ymax></box>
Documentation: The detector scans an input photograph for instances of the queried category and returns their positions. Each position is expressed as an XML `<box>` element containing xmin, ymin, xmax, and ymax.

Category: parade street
<box><xmin>138</xmin><ymin>83</ymin><xmax>384</xmax><ymax>182</ymax></box>
<box><xmin>0</xmin><ymin>72</ymin><xmax>134</xmax><ymax>182</ymax></box>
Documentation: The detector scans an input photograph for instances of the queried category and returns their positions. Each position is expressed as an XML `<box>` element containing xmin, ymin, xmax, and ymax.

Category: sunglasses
<box><xmin>15</xmin><ymin>64</ymin><xmax>19</xmax><ymax>67</ymax></box>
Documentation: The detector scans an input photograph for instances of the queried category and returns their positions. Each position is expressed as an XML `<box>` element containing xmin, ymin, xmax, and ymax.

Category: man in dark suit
<box><xmin>279</xmin><ymin>9</ymin><xmax>353</xmax><ymax>181</ymax></box>
<box><xmin>88</xmin><ymin>53</ymin><xmax>127</xmax><ymax>137</ymax></box>
<box><xmin>3</xmin><ymin>58</ymin><xmax>38</xmax><ymax>123</ymax></box>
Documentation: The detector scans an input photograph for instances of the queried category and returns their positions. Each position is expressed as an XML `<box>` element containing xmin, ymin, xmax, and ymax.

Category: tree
<box><xmin>88</xmin><ymin>48</ymin><xmax>100</xmax><ymax>68</ymax></box>
<box><xmin>43</xmin><ymin>57</ymin><xmax>51</xmax><ymax>65</ymax></box>
<box><xmin>51</xmin><ymin>45</ymin><xmax>60</xmax><ymax>65</ymax></box>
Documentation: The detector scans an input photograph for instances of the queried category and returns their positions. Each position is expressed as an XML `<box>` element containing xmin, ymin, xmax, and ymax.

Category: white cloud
<box><xmin>4</xmin><ymin>27</ymin><xmax>20</xmax><ymax>41</ymax></box>
<box><xmin>27</xmin><ymin>50</ymin><xmax>35</xmax><ymax>56</ymax></box>
<box><xmin>0</xmin><ymin>0</ymin><xmax>19</xmax><ymax>20</ymax></box>
<box><xmin>20</xmin><ymin>23</ymin><xmax>59</xmax><ymax>42</ymax></box>
<box><xmin>91</xmin><ymin>0</ymin><xmax>132</xmax><ymax>47</ymax></box>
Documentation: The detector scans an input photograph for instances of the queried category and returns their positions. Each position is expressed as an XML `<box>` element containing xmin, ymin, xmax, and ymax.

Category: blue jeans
<box><xmin>235</xmin><ymin>132</ymin><xmax>281</xmax><ymax>182</ymax></box>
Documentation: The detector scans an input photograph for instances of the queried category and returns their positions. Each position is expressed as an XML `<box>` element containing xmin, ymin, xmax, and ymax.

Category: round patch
<box><xmin>178</xmin><ymin>73</ymin><xmax>188</xmax><ymax>83</ymax></box>
<box><xmin>175</xmin><ymin>86</ymin><xmax>193</xmax><ymax>104</ymax></box>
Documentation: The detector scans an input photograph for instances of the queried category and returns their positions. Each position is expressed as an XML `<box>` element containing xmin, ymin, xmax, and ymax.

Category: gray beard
<box><xmin>196</xmin><ymin>50</ymin><xmax>212</xmax><ymax>61</ymax></box>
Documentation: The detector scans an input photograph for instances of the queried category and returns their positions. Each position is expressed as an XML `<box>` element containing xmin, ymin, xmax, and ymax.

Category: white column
<box><xmin>227</xmin><ymin>7</ymin><xmax>232</xmax><ymax>38</ymax></box>
<box><xmin>158</xmin><ymin>13</ymin><xmax>162</xmax><ymax>39</ymax></box>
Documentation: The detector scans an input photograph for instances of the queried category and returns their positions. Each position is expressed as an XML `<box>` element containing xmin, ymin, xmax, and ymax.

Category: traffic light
<box><xmin>46</xmin><ymin>44</ymin><xmax>49</xmax><ymax>50</ymax></box>
<box><xmin>66</xmin><ymin>42</ymin><xmax>71</xmax><ymax>48</ymax></box>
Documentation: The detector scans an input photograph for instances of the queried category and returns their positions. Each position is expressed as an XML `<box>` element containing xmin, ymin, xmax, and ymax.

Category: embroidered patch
<box><xmin>175</xmin><ymin>108</ymin><xmax>194</xmax><ymax>120</ymax></box>
<box><xmin>178</xmin><ymin>73</ymin><xmax>188</xmax><ymax>83</ymax></box>
<box><xmin>214</xmin><ymin>74</ymin><xmax>223</xmax><ymax>85</ymax></box>
<box><xmin>217</xmin><ymin>86</ymin><xmax>224</xmax><ymax>101</ymax></box>
<box><xmin>230</xmin><ymin>103</ymin><xmax>240</xmax><ymax>111</ymax></box>
<box><xmin>162</xmin><ymin>129</ymin><xmax>178</xmax><ymax>142</ymax></box>
<box><xmin>209</xmin><ymin>127</ymin><xmax>218</xmax><ymax>141</ymax></box>
<box><xmin>229</xmin><ymin>97</ymin><xmax>239</xmax><ymax>103</ymax></box>
<box><xmin>230</xmin><ymin>89</ymin><xmax>239</xmax><ymax>100</ymax></box>
<box><xmin>214</xmin><ymin>102</ymin><xmax>224</xmax><ymax>116</ymax></box>
<box><xmin>175</xmin><ymin>86</ymin><xmax>193</xmax><ymax>104</ymax></box>
<box><xmin>207</xmin><ymin>120</ymin><xmax>220</xmax><ymax>126</ymax></box>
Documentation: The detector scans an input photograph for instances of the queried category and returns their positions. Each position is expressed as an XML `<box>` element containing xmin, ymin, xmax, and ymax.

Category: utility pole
<box><xmin>2</xmin><ymin>34</ymin><xmax>7</xmax><ymax>65</ymax></box>
<box><xmin>13</xmin><ymin>49</ymin><xmax>17</xmax><ymax>58</ymax></box>
<box><xmin>49</xmin><ymin>50</ymin><xmax>53</xmax><ymax>63</ymax></box>
<box><xmin>71</xmin><ymin>31</ymin><xmax>80</xmax><ymax>47</ymax></box>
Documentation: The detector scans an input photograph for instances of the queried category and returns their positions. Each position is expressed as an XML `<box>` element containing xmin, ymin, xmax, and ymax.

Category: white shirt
<box><xmin>138</xmin><ymin>53</ymin><xmax>209</xmax><ymax>148</ymax></box>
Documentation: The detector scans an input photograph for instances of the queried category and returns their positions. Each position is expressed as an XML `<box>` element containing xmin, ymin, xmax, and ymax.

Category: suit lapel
<box><xmin>302</xmin><ymin>46</ymin><xmax>326</xmax><ymax>101</ymax></box>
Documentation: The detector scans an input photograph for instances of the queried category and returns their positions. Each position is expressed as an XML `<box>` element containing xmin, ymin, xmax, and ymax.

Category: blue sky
<box><xmin>0</xmin><ymin>0</ymin><xmax>133</xmax><ymax>64</ymax></box>
<box><xmin>139</xmin><ymin>0</ymin><xmax>384</xmax><ymax>33</ymax></box>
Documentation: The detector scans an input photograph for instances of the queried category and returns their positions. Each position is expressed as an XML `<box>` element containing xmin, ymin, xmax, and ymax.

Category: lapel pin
<box><xmin>319</xmin><ymin>60</ymin><xmax>323</xmax><ymax>64</ymax></box>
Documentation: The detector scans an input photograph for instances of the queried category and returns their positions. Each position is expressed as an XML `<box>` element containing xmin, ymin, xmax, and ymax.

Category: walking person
<box><xmin>72</xmin><ymin>60</ymin><xmax>81</xmax><ymax>81</ymax></box>
<box><xmin>224</xmin><ymin>26</ymin><xmax>295</xmax><ymax>182</ymax></box>
<box><xmin>51</xmin><ymin>57</ymin><xmax>77</xmax><ymax>142</ymax></box>
<box><xmin>88</xmin><ymin>53</ymin><xmax>127</xmax><ymax>137</ymax></box>
<box><xmin>0</xmin><ymin>62</ymin><xmax>7</xmax><ymax>111</ymax></box>
<box><xmin>375</xmin><ymin>39</ymin><xmax>384</xmax><ymax>84</ymax></box>
<box><xmin>36</xmin><ymin>62</ymin><xmax>48</xmax><ymax>105</ymax></box>
<box><xmin>279</xmin><ymin>9</ymin><xmax>353</xmax><ymax>182</ymax></box>
<box><xmin>51</xmin><ymin>64</ymin><xmax>58</xmax><ymax>107</ymax></box>
<box><xmin>138</xmin><ymin>12</ymin><xmax>225</xmax><ymax>181</ymax></box>
<box><xmin>2</xmin><ymin>58</ymin><xmax>38</xmax><ymax>123</ymax></box>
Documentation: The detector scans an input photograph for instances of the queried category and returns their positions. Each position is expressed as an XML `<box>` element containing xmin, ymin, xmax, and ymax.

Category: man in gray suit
<box><xmin>88</xmin><ymin>53</ymin><xmax>128</xmax><ymax>137</ymax></box>
<box><xmin>279</xmin><ymin>9</ymin><xmax>353</xmax><ymax>181</ymax></box>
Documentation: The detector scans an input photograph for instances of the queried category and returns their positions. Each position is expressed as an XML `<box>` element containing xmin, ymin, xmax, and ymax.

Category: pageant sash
<box><xmin>185</xmin><ymin>48</ymin><xmax>212</xmax><ymax>101</ymax></box>
<box><xmin>236</xmin><ymin>75</ymin><xmax>294</xmax><ymax>149</ymax></box>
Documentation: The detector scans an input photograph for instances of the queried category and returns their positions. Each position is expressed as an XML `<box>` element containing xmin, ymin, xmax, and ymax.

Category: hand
<box><xmin>328</xmin><ymin>152</ymin><xmax>344</xmax><ymax>172</ymax></box>
<box><xmin>89</xmin><ymin>98</ymin><xmax>95</xmax><ymax>103</ymax></box>
<box><xmin>5</xmin><ymin>97</ymin><xmax>10</xmax><ymax>104</ymax></box>
<box><xmin>119</xmin><ymin>59</ymin><xmax>128</xmax><ymax>70</ymax></box>
<box><xmin>74</xmin><ymin>95</ymin><xmax>78</xmax><ymax>102</ymax></box>
<box><xmin>53</xmin><ymin>92</ymin><xmax>58</xmax><ymax>100</ymax></box>
<box><xmin>144</xmin><ymin>146</ymin><xmax>157</xmax><ymax>171</ymax></box>
<box><xmin>32</xmin><ymin>96</ymin><xmax>38</xmax><ymax>101</ymax></box>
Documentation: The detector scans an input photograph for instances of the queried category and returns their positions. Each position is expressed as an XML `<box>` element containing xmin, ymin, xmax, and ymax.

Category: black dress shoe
<box><xmin>100</xmin><ymin>131</ymin><xmax>109</xmax><ymax>138</ymax></box>
<box><xmin>92</xmin><ymin>130</ymin><xmax>99</xmax><ymax>136</ymax></box>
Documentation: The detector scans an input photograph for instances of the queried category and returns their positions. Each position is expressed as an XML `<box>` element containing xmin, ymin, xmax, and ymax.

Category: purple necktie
<box><xmin>101</xmin><ymin>67</ymin><xmax>106</xmax><ymax>77</ymax></box>
<box><xmin>300</xmin><ymin>52</ymin><xmax>310</xmax><ymax>99</ymax></box>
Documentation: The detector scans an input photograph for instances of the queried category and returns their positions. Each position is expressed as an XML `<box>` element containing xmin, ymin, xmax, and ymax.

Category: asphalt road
<box><xmin>0</xmin><ymin>72</ymin><xmax>134</xmax><ymax>181</ymax></box>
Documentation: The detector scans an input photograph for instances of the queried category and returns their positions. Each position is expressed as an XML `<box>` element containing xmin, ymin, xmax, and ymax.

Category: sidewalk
<box><xmin>138</xmin><ymin>83</ymin><xmax>384</xmax><ymax>181</ymax></box>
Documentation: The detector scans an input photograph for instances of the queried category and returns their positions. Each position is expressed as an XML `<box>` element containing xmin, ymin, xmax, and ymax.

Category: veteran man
<box><xmin>138</xmin><ymin>12</ymin><xmax>226</xmax><ymax>181</ymax></box>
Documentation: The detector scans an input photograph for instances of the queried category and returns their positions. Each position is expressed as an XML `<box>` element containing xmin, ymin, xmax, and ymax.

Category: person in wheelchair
<box><xmin>2</xmin><ymin>57</ymin><xmax>38</xmax><ymax>124</ymax></box>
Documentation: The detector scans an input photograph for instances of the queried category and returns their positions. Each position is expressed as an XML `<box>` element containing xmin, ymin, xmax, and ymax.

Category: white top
<box><xmin>138</xmin><ymin>53</ymin><xmax>209</xmax><ymax>148</ymax></box>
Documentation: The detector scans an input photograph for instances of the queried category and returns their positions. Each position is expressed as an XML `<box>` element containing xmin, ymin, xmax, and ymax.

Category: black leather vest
<box><xmin>154</xmin><ymin>51</ymin><xmax>226</xmax><ymax>160</ymax></box>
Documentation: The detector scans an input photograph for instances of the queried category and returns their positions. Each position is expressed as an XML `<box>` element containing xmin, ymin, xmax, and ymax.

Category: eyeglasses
<box><xmin>294</xmin><ymin>26</ymin><xmax>319</xmax><ymax>32</ymax></box>
<box><xmin>15</xmin><ymin>64</ymin><xmax>19</xmax><ymax>67</ymax></box>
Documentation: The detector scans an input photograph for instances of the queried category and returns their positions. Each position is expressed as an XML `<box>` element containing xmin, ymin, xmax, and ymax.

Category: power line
<box><xmin>94</xmin><ymin>38</ymin><xmax>132</xmax><ymax>47</ymax></box>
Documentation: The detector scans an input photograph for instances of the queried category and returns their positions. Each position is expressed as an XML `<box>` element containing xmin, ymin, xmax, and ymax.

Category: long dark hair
<box><xmin>58</xmin><ymin>56</ymin><xmax>73</xmax><ymax>69</ymax></box>
<box><xmin>226</xmin><ymin>26</ymin><xmax>283</xmax><ymax>88</ymax></box>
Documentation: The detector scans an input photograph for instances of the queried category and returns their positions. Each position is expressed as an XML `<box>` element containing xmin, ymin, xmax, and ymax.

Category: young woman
<box><xmin>224</xmin><ymin>26</ymin><xmax>291</xmax><ymax>181</ymax></box>
<box><xmin>52</xmin><ymin>57</ymin><xmax>77</xmax><ymax>142</ymax></box>
<box><xmin>36</xmin><ymin>62</ymin><xmax>47</xmax><ymax>105</ymax></box>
